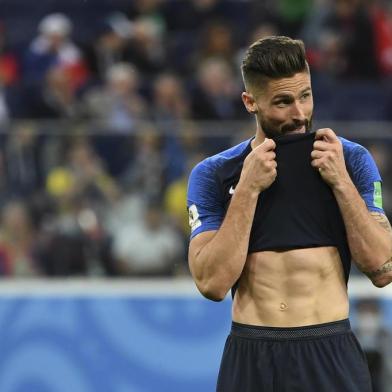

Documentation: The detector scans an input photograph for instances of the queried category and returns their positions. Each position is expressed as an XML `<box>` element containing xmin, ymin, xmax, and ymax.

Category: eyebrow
<box><xmin>272</xmin><ymin>87</ymin><xmax>312</xmax><ymax>100</ymax></box>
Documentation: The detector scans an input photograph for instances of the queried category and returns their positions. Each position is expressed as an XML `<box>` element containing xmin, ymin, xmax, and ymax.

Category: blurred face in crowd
<box><xmin>154</xmin><ymin>74</ymin><xmax>180</xmax><ymax>102</ymax></box>
<box><xmin>135</xmin><ymin>0</ymin><xmax>162</xmax><ymax>13</ymax></box>
<box><xmin>242</xmin><ymin>71</ymin><xmax>313</xmax><ymax>138</ymax></box>
<box><xmin>198</xmin><ymin>58</ymin><xmax>236</xmax><ymax>97</ymax></box>
<box><xmin>99</xmin><ymin>31</ymin><xmax>125</xmax><ymax>51</ymax></box>
<box><xmin>1</xmin><ymin>202</ymin><xmax>32</xmax><ymax>236</ymax></box>
<box><xmin>153</xmin><ymin>74</ymin><xmax>186</xmax><ymax>111</ymax></box>
<box><xmin>46</xmin><ymin>32</ymin><xmax>66</xmax><ymax>51</ymax></box>
<box><xmin>107</xmin><ymin>65</ymin><xmax>138</xmax><ymax>97</ymax></box>
<box><xmin>202</xmin><ymin>22</ymin><xmax>233</xmax><ymax>57</ymax></box>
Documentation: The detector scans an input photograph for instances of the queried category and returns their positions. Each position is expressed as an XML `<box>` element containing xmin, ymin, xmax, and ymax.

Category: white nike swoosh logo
<box><xmin>229</xmin><ymin>186</ymin><xmax>235</xmax><ymax>195</ymax></box>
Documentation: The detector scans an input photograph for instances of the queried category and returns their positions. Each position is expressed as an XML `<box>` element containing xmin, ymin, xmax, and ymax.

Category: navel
<box><xmin>279</xmin><ymin>302</ymin><xmax>288</xmax><ymax>311</ymax></box>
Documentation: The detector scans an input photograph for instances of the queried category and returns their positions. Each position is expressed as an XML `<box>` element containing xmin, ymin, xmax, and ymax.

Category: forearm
<box><xmin>333</xmin><ymin>178</ymin><xmax>392</xmax><ymax>284</ymax></box>
<box><xmin>191</xmin><ymin>184</ymin><xmax>259</xmax><ymax>300</ymax></box>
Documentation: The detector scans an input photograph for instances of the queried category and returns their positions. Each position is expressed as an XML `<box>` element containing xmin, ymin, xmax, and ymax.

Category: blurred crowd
<box><xmin>0</xmin><ymin>0</ymin><xmax>390</xmax><ymax>278</ymax></box>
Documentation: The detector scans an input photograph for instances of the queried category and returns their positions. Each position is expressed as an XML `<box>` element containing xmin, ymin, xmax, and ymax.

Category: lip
<box><xmin>287</xmin><ymin>125</ymin><xmax>306</xmax><ymax>134</ymax></box>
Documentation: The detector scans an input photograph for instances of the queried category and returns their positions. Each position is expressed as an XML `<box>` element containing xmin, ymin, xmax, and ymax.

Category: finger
<box><xmin>265</xmin><ymin>151</ymin><xmax>276</xmax><ymax>161</ymax></box>
<box><xmin>315</xmin><ymin>128</ymin><xmax>338</xmax><ymax>142</ymax></box>
<box><xmin>268</xmin><ymin>160</ymin><xmax>277</xmax><ymax>169</ymax></box>
<box><xmin>253</xmin><ymin>149</ymin><xmax>276</xmax><ymax>163</ymax></box>
<box><xmin>310</xmin><ymin>158</ymin><xmax>322</xmax><ymax>168</ymax></box>
<box><xmin>310</xmin><ymin>150</ymin><xmax>324</xmax><ymax>159</ymax></box>
<box><xmin>313</xmin><ymin>140</ymin><xmax>331</xmax><ymax>151</ymax></box>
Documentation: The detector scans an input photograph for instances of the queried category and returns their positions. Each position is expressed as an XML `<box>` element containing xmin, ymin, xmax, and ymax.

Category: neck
<box><xmin>251</xmin><ymin>128</ymin><xmax>267</xmax><ymax>150</ymax></box>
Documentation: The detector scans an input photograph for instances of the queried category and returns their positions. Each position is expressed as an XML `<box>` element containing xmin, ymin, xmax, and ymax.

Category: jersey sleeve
<box><xmin>187</xmin><ymin>159</ymin><xmax>225</xmax><ymax>239</ymax></box>
<box><xmin>345</xmin><ymin>144</ymin><xmax>384</xmax><ymax>214</ymax></box>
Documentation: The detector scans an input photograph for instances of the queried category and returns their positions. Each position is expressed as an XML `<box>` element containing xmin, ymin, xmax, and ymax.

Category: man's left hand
<box><xmin>311</xmin><ymin>128</ymin><xmax>350</xmax><ymax>188</ymax></box>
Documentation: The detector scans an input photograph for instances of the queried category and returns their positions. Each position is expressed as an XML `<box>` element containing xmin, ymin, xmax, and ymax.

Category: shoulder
<box><xmin>340</xmin><ymin>137</ymin><xmax>368</xmax><ymax>159</ymax></box>
<box><xmin>189</xmin><ymin>138</ymin><xmax>252</xmax><ymax>181</ymax></box>
<box><xmin>339</xmin><ymin>137</ymin><xmax>383</xmax><ymax>212</ymax></box>
<box><xmin>187</xmin><ymin>140</ymin><xmax>250</xmax><ymax>215</ymax></box>
<box><xmin>339</xmin><ymin>137</ymin><xmax>379</xmax><ymax>174</ymax></box>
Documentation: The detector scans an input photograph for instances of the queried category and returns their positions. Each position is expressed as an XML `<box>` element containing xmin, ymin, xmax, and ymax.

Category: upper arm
<box><xmin>345</xmin><ymin>142</ymin><xmax>384</xmax><ymax>214</ymax></box>
<box><xmin>187</xmin><ymin>159</ymin><xmax>225</xmax><ymax>239</ymax></box>
<box><xmin>188</xmin><ymin>230</ymin><xmax>217</xmax><ymax>273</ymax></box>
<box><xmin>187</xmin><ymin>160</ymin><xmax>225</xmax><ymax>278</ymax></box>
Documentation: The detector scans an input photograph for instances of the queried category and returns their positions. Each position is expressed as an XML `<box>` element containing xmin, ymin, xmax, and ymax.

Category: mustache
<box><xmin>281</xmin><ymin>119</ymin><xmax>311</xmax><ymax>133</ymax></box>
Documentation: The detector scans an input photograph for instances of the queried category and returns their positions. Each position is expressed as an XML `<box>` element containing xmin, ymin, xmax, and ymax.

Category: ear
<box><xmin>242</xmin><ymin>92</ymin><xmax>258</xmax><ymax>114</ymax></box>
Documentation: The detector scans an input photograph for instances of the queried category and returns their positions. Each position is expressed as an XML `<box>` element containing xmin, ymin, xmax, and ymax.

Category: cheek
<box><xmin>263</xmin><ymin>110</ymin><xmax>289</xmax><ymax>125</ymax></box>
<box><xmin>305</xmin><ymin>99</ymin><xmax>314</xmax><ymax>116</ymax></box>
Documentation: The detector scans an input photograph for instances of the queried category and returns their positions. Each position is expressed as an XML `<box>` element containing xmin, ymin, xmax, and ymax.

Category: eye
<box><xmin>301</xmin><ymin>92</ymin><xmax>311</xmax><ymax>100</ymax></box>
<box><xmin>275</xmin><ymin>99</ymin><xmax>291</xmax><ymax>107</ymax></box>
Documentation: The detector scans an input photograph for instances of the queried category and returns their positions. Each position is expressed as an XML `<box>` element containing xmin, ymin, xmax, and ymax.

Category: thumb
<box><xmin>256</xmin><ymin>138</ymin><xmax>276</xmax><ymax>151</ymax></box>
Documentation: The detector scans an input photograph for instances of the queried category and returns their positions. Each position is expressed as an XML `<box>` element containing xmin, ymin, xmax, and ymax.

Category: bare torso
<box><xmin>232</xmin><ymin>246</ymin><xmax>349</xmax><ymax>327</ymax></box>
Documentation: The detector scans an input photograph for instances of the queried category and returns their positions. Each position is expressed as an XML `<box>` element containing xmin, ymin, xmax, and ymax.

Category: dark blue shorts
<box><xmin>217</xmin><ymin>319</ymin><xmax>372</xmax><ymax>392</ymax></box>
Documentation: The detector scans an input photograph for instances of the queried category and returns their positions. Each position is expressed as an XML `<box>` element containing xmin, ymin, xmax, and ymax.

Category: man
<box><xmin>187</xmin><ymin>36</ymin><xmax>392</xmax><ymax>391</ymax></box>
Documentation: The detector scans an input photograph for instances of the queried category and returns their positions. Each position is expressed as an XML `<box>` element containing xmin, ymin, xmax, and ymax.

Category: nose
<box><xmin>290</xmin><ymin>101</ymin><xmax>306</xmax><ymax>122</ymax></box>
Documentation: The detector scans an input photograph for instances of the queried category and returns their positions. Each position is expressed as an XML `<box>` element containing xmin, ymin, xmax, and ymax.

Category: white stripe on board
<box><xmin>0</xmin><ymin>278</ymin><xmax>201</xmax><ymax>297</ymax></box>
<box><xmin>0</xmin><ymin>277</ymin><xmax>389</xmax><ymax>298</ymax></box>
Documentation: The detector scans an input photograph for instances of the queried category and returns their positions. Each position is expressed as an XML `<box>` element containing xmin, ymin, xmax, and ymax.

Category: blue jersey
<box><xmin>187</xmin><ymin>133</ymin><xmax>384</xmax><ymax>285</ymax></box>
<box><xmin>187</xmin><ymin>135</ymin><xmax>384</xmax><ymax>240</ymax></box>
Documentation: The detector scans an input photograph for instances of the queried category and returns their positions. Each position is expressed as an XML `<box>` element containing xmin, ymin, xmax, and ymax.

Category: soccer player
<box><xmin>187</xmin><ymin>36</ymin><xmax>392</xmax><ymax>391</ymax></box>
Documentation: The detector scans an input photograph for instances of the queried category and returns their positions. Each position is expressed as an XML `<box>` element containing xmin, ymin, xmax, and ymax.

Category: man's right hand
<box><xmin>238</xmin><ymin>138</ymin><xmax>277</xmax><ymax>195</ymax></box>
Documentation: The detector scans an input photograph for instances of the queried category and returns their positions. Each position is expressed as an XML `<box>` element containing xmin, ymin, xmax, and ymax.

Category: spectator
<box><xmin>23</xmin><ymin>13</ymin><xmax>89</xmax><ymax>88</ymax></box>
<box><xmin>152</xmin><ymin>72</ymin><xmax>189</xmax><ymax>123</ymax></box>
<box><xmin>3</xmin><ymin>121</ymin><xmax>43</xmax><ymax>197</ymax></box>
<box><xmin>151</xmin><ymin>73</ymin><xmax>192</xmax><ymax>184</ymax></box>
<box><xmin>125</xmin><ymin>0</ymin><xmax>168</xmax><ymax>76</ymax></box>
<box><xmin>112</xmin><ymin>201</ymin><xmax>184</xmax><ymax>277</ymax></box>
<box><xmin>125</xmin><ymin>17</ymin><xmax>168</xmax><ymax>77</ymax></box>
<box><xmin>0</xmin><ymin>22</ymin><xmax>19</xmax><ymax>87</ymax></box>
<box><xmin>127</xmin><ymin>0</ymin><xmax>165</xmax><ymax>19</ymax></box>
<box><xmin>163</xmin><ymin>0</ymin><xmax>233</xmax><ymax>33</ymax></box>
<box><xmin>84</xmin><ymin>62</ymin><xmax>147</xmax><ymax>133</ymax></box>
<box><xmin>46</xmin><ymin>137</ymin><xmax>120</xmax><ymax>209</ymax></box>
<box><xmin>34</xmin><ymin>198</ymin><xmax>116</xmax><ymax>277</ymax></box>
<box><xmin>82</xmin><ymin>12</ymin><xmax>135</xmax><ymax>84</ymax></box>
<box><xmin>193</xmin><ymin>21</ymin><xmax>237</xmax><ymax>70</ymax></box>
<box><xmin>191</xmin><ymin>57</ymin><xmax>243</xmax><ymax>121</ymax></box>
<box><xmin>371</xmin><ymin>1</ymin><xmax>392</xmax><ymax>77</ymax></box>
<box><xmin>274</xmin><ymin>0</ymin><xmax>313</xmax><ymax>37</ymax></box>
<box><xmin>163</xmin><ymin>151</ymin><xmax>205</xmax><ymax>271</ymax></box>
<box><xmin>27</xmin><ymin>65</ymin><xmax>84</xmax><ymax>119</ymax></box>
<box><xmin>0</xmin><ymin>200</ymin><xmax>39</xmax><ymax>276</ymax></box>
<box><xmin>120</xmin><ymin>124</ymin><xmax>165</xmax><ymax>202</ymax></box>
<box><xmin>190</xmin><ymin>57</ymin><xmax>244</xmax><ymax>153</ymax></box>
<box><xmin>41</xmin><ymin>138</ymin><xmax>119</xmax><ymax>276</ymax></box>
<box><xmin>0</xmin><ymin>21</ymin><xmax>22</xmax><ymax>122</ymax></box>
<box><xmin>321</xmin><ymin>0</ymin><xmax>380</xmax><ymax>79</ymax></box>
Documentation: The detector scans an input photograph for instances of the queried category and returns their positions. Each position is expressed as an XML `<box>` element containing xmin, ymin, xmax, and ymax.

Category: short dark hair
<box><xmin>241</xmin><ymin>36</ymin><xmax>308</xmax><ymax>93</ymax></box>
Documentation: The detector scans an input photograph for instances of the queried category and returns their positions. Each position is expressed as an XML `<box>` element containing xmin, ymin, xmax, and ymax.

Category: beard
<box><xmin>259</xmin><ymin>115</ymin><xmax>313</xmax><ymax>138</ymax></box>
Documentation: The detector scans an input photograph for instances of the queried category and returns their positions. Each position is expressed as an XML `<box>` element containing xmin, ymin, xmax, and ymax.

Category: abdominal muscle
<box><xmin>232</xmin><ymin>246</ymin><xmax>349</xmax><ymax>327</ymax></box>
